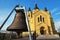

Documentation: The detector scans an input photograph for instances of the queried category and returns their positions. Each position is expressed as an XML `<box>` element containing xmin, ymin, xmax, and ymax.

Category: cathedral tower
<box><xmin>27</xmin><ymin>4</ymin><xmax>57</xmax><ymax>36</ymax></box>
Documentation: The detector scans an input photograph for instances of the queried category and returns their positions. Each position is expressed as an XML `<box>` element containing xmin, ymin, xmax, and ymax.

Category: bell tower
<box><xmin>7</xmin><ymin>5</ymin><xmax>28</xmax><ymax>38</ymax></box>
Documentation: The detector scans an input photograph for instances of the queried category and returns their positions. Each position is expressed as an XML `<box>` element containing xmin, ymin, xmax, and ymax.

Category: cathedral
<box><xmin>22</xmin><ymin>3</ymin><xmax>57</xmax><ymax>37</ymax></box>
<box><xmin>0</xmin><ymin>4</ymin><xmax>58</xmax><ymax>39</ymax></box>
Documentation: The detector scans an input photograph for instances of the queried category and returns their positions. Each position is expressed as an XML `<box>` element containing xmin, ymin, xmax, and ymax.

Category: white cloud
<box><xmin>1</xmin><ymin>24</ymin><xmax>9</xmax><ymax>30</ymax></box>
<box><xmin>51</xmin><ymin>8</ymin><xmax>58</xmax><ymax>13</ymax></box>
<box><xmin>51</xmin><ymin>7</ymin><xmax>60</xmax><ymax>15</ymax></box>
<box><xmin>0</xmin><ymin>15</ymin><xmax>14</xmax><ymax>30</ymax></box>
<box><xmin>0</xmin><ymin>15</ymin><xmax>6</xmax><ymax>26</ymax></box>
<box><xmin>55</xmin><ymin>21</ymin><xmax>60</xmax><ymax>31</ymax></box>
<box><xmin>55</xmin><ymin>12</ymin><xmax>60</xmax><ymax>15</ymax></box>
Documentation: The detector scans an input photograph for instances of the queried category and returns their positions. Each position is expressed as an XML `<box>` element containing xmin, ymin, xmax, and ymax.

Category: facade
<box><xmin>22</xmin><ymin>4</ymin><xmax>57</xmax><ymax>36</ymax></box>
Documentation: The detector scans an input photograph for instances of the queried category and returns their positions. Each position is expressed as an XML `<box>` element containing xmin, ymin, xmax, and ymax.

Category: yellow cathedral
<box><xmin>22</xmin><ymin>4</ymin><xmax>57</xmax><ymax>37</ymax></box>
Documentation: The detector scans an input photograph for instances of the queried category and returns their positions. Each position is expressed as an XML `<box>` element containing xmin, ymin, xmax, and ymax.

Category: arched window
<box><xmin>40</xmin><ymin>15</ymin><xmax>42</xmax><ymax>22</ymax></box>
<box><xmin>43</xmin><ymin>17</ymin><xmax>44</xmax><ymax>22</ymax></box>
<box><xmin>38</xmin><ymin>17</ymin><xmax>39</xmax><ymax>22</ymax></box>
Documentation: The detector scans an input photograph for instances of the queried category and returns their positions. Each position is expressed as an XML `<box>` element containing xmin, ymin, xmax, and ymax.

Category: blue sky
<box><xmin>0</xmin><ymin>0</ymin><xmax>60</xmax><ymax>31</ymax></box>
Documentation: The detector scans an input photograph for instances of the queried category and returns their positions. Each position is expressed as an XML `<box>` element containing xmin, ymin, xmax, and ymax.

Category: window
<box><xmin>43</xmin><ymin>17</ymin><xmax>44</xmax><ymax>22</ymax></box>
<box><xmin>38</xmin><ymin>17</ymin><xmax>39</xmax><ymax>22</ymax></box>
<box><xmin>28</xmin><ymin>14</ymin><xmax>30</xmax><ymax>17</ymax></box>
<box><xmin>38</xmin><ymin>15</ymin><xmax>43</xmax><ymax>22</ymax></box>
<box><xmin>40</xmin><ymin>15</ymin><xmax>42</xmax><ymax>22</ymax></box>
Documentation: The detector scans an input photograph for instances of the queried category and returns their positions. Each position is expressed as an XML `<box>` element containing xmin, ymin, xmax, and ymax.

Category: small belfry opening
<box><xmin>40</xmin><ymin>27</ymin><xmax>45</xmax><ymax>35</ymax></box>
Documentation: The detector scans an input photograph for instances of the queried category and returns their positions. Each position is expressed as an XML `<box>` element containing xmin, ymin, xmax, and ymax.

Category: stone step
<box><xmin>1</xmin><ymin>35</ymin><xmax>60</xmax><ymax>40</ymax></box>
<box><xmin>12</xmin><ymin>37</ymin><xmax>60</xmax><ymax>40</ymax></box>
<box><xmin>37</xmin><ymin>35</ymin><xmax>59</xmax><ymax>39</ymax></box>
<box><xmin>2</xmin><ymin>38</ymin><xmax>60</xmax><ymax>40</ymax></box>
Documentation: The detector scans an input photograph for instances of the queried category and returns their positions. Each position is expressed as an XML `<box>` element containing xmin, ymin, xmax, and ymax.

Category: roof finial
<box><xmin>44</xmin><ymin>6</ymin><xmax>48</xmax><ymax>11</ymax></box>
<box><xmin>34</xmin><ymin>3</ymin><xmax>39</xmax><ymax>9</ymax></box>
<box><xmin>28</xmin><ymin>6</ymin><xmax>31</xmax><ymax>11</ymax></box>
